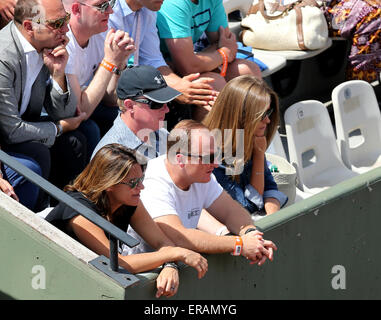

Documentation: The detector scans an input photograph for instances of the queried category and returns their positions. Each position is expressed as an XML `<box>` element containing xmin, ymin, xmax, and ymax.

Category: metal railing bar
<box><xmin>0</xmin><ymin>149</ymin><xmax>140</xmax><ymax>272</ymax></box>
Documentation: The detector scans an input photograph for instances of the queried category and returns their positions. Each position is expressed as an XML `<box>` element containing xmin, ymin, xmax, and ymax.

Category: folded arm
<box><xmin>158</xmin><ymin>65</ymin><xmax>217</xmax><ymax>106</ymax></box>
<box><xmin>67</xmin><ymin>29</ymin><xmax>134</xmax><ymax>116</ymax></box>
<box><xmin>164</xmin><ymin>26</ymin><xmax>237</xmax><ymax>77</ymax></box>
<box><xmin>0</xmin><ymin>72</ymin><xmax>72</xmax><ymax>147</ymax></box>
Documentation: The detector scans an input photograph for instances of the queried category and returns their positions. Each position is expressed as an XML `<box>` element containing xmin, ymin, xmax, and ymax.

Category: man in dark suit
<box><xmin>0</xmin><ymin>0</ymin><xmax>88</xmax><ymax>209</ymax></box>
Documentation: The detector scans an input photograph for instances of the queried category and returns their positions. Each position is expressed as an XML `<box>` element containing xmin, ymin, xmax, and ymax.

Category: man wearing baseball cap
<box><xmin>91</xmin><ymin>65</ymin><xmax>181</xmax><ymax>162</ymax></box>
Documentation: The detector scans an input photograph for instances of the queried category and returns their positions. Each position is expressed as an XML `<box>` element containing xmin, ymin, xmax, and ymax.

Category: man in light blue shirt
<box><xmin>108</xmin><ymin>0</ymin><xmax>218</xmax><ymax>122</ymax></box>
<box><xmin>92</xmin><ymin>65</ymin><xmax>181</xmax><ymax>162</ymax></box>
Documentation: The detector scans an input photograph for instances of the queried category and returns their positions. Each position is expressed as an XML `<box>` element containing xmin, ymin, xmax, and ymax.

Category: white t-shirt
<box><xmin>123</xmin><ymin>155</ymin><xmax>223</xmax><ymax>254</ymax></box>
<box><xmin>65</xmin><ymin>27</ymin><xmax>106</xmax><ymax>88</ymax></box>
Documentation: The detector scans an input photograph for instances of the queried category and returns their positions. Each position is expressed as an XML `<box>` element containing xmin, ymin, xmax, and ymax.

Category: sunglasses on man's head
<box><xmin>119</xmin><ymin>175</ymin><xmax>144</xmax><ymax>189</ymax></box>
<box><xmin>260</xmin><ymin>107</ymin><xmax>274</xmax><ymax>121</ymax></box>
<box><xmin>34</xmin><ymin>12</ymin><xmax>71</xmax><ymax>30</ymax></box>
<box><xmin>133</xmin><ymin>98</ymin><xmax>166</xmax><ymax>110</ymax></box>
<box><xmin>79</xmin><ymin>0</ymin><xmax>116</xmax><ymax>13</ymax></box>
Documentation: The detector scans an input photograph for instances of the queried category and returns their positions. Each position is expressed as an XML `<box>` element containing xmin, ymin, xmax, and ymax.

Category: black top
<box><xmin>46</xmin><ymin>191</ymin><xmax>137</xmax><ymax>240</ymax></box>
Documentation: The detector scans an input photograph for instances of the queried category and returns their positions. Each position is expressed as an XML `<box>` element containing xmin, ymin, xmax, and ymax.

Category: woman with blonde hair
<box><xmin>46</xmin><ymin>143</ymin><xmax>207</xmax><ymax>298</ymax></box>
<box><xmin>202</xmin><ymin>75</ymin><xmax>287</xmax><ymax>223</ymax></box>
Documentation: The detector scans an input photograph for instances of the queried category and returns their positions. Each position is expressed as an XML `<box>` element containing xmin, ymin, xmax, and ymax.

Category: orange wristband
<box><xmin>217</xmin><ymin>48</ymin><xmax>228</xmax><ymax>77</ymax></box>
<box><xmin>100</xmin><ymin>59</ymin><xmax>121</xmax><ymax>75</ymax></box>
<box><xmin>231</xmin><ymin>236</ymin><xmax>243</xmax><ymax>256</ymax></box>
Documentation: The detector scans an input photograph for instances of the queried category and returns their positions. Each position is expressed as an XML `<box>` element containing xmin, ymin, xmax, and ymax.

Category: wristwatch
<box><xmin>244</xmin><ymin>227</ymin><xmax>257</xmax><ymax>235</ymax></box>
<box><xmin>55</xmin><ymin>122</ymin><xmax>63</xmax><ymax>137</ymax></box>
<box><xmin>163</xmin><ymin>262</ymin><xmax>179</xmax><ymax>270</ymax></box>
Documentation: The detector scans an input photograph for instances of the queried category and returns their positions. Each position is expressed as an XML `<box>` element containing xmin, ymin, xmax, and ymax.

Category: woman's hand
<box><xmin>156</xmin><ymin>266</ymin><xmax>179</xmax><ymax>298</ymax></box>
<box><xmin>253</xmin><ymin>136</ymin><xmax>267</xmax><ymax>155</ymax></box>
<box><xmin>0</xmin><ymin>177</ymin><xmax>19</xmax><ymax>202</ymax></box>
<box><xmin>179</xmin><ymin>248</ymin><xmax>208</xmax><ymax>279</ymax></box>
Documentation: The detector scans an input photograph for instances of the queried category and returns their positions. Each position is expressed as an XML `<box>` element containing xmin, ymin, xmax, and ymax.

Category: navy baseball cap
<box><xmin>116</xmin><ymin>65</ymin><xmax>181</xmax><ymax>103</ymax></box>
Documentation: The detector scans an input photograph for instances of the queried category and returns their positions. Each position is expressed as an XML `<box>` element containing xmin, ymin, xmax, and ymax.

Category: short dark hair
<box><xmin>14</xmin><ymin>0</ymin><xmax>41</xmax><ymax>25</ymax></box>
<box><xmin>167</xmin><ymin>119</ymin><xmax>210</xmax><ymax>158</ymax></box>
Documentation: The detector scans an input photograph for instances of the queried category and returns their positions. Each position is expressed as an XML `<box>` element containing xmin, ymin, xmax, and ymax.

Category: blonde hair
<box><xmin>117</xmin><ymin>98</ymin><xmax>126</xmax><ymax>113</ymax></box>
<box><xmin>203</xmin><ymin>75</ymin><xmax>279</xmax><ymax>176</ymax></box>
<box><xmin>65</xmin><ymin>144</ymin><xmax>143</xmax><ymax>221</ymax></box>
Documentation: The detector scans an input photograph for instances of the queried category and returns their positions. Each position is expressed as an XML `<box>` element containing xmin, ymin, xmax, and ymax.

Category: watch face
<box><xmin>112</xmin><ymin>67</ymin><xmax>121</xmax><ymax>75</ymax></box>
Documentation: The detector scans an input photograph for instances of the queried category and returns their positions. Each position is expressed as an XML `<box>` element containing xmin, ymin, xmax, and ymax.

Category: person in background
<box><xmin>156</xmin><ymin>0</ymin><xmax>262</xmax><ymax>120</ymax></box>
<box><xmin>62</xmin><ymin>0</ymin><xmax>135</xmax><ymax>138</ymax></box>
<box><xmin>0</xmin><ymin>0</ymin><xmax>88</xmax><ymax>208</ymax></box>
<box><xmin>202</xmin><ymin>75</ymin><xmax>287</xmax><ymax>228</ymax></box>
<box><xmin>323</xmin><ymin>0</ymin><xmax>381</xmax><ymax>83</ymax></box>
<box><xmin>46</xmin><ymin>144</ymin><xmax>208</xmax><ymax>298</ymax></box>
<box><xmin>91</xmin><ymin>65</ymin><xmax>180</xmax><ymax>161</ymax></box>
<box><xmin>0</xmin><ymin>151</ymin><xmax>41</xmax><ymax>211</ymax></box>
<box><xmin>108</xmin><ymin>0</ymin><xmax>219</xmax><ymax>129</ymax></box>
<box><xmin>0</xmin><ymin>0</ymin><xmax>16</xmax><ymax>29</ymax></box>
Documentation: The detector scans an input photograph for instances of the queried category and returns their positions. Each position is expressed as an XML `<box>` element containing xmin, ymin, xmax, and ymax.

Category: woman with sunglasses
<box><xmin>45</xmin><ymin>143</ymin><xmax>208</xmax><ymax>298</ymax></box>
<box><xmin>202</xmin><ymin>75</ymin><xmax>288</xmax><ymax>224</ymax></box>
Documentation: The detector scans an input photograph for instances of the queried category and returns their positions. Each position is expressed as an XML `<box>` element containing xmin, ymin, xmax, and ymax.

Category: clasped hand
<box><xmin>104</xmin><ymin>28</ymin><xmax>135</xmax><ymax>68</ymax></box>
<box><xmin>241</xmin><ymin>230</ymin><xmax>277</xmax><ymax>266</ymax></box>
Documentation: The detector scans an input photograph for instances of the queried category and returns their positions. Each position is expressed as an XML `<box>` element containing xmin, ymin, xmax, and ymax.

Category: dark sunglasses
<box><xmin>179</xmin><ymin>149</ymin><xmax>221</xmax><ymax>164</ymax></box>
<box><xmin>133</xmin><ymin>98</ymin><xmax>166</xmax><ymax>110</ymax></box>
<box><xmin>34</xmin><ymin>12</ymin><xmax>71</xmax><ymax>29</ymax></box>
<box><xmin>119</xmin><ymin>175</ymin><xmax>144</xmax><ymax>189</ymax></box>
<box><xmin>261</xmin><ymin>107</ymin><xmax>274</xmax><ymax>121</ymax></box>
<box><xmin>79</xmin><ymin>0</ymin><xmax>116</xmax><ymax>13</ymax></box>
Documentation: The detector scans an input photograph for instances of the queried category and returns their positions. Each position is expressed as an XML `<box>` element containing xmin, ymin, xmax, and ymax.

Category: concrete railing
<box><xmin>1</xmin><ymin>167</ymin><xmax>381</xmax><ymax>300</ymax></box>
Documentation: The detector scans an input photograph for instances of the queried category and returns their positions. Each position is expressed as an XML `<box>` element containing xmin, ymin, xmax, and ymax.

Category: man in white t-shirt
<box><xmin>63</xmin><ymin>0</ymin><xmax>135</xmax><ymax>137</ymax></box>
<box><xmin>125</xmin><ymin>120</ymin><xmax>277</xmax><ymax>266</ymax></box>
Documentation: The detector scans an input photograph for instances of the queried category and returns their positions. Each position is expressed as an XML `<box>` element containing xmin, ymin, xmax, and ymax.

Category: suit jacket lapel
<box><xmin>10</xmin><ymin>22</ymin><xmax>27</xmax><ymax>115</ymax></box>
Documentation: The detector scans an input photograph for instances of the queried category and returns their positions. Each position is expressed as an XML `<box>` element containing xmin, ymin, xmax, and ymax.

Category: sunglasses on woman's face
<box><xmin>133</xmin><ymin>98</ymin><xmax>166</xmax><ymax>110</ymax></box>
<box><xmin>261</xmin><ymin>107</ymin><xmax>274</xmax><ymax>121</ymax></box>
<box><xmin>119</xmin><ymin>175</ymin><xmax>144</xmax><ymax>188</ymax></box>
